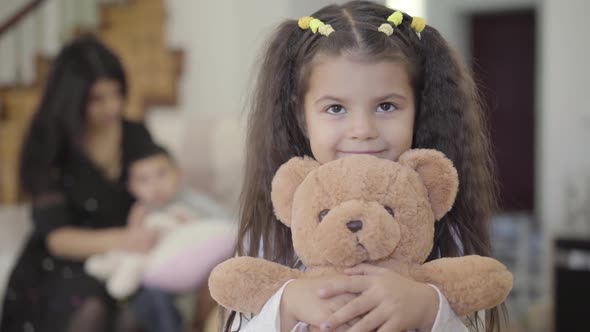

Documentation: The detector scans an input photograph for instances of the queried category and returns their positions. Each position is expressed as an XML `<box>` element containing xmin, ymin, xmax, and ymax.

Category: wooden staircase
<box><xmin>0</xmin><ymin>0</ymin><xmax>183</xmax><ymax>204</ymax></box>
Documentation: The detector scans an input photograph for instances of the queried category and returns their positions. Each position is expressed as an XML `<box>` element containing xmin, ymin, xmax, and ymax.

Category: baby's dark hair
<box><xmin>128</xmin><ymin>143</ymin><xmax>175</xmax><ymax>168</ymax></box>
<box><xmin>230</xmin><ymin>1</ymin><xmax>503</xmax><ymax>331</ymax></box>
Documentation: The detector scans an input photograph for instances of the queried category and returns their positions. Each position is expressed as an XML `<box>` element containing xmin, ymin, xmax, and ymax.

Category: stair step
<box><xmin>0</xmin><ymin>0</ymin><xmax>183</xmax><ymax>204</ymax></box>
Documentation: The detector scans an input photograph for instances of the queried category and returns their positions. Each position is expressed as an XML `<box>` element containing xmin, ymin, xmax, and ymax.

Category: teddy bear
<box><xmin>85</xmin><ymin>208</ymin><xmax>236</xmax><ymax>299</ymax></box>
<box><xmin>208</xmin><ymin>149</ymin><xmax>513</xmax><ymax>319</ymax></box>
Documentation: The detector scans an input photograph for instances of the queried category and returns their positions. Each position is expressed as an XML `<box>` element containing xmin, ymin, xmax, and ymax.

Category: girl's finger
<box><xmin>327</xmin><ymin>293</ymin><xmax>356</xmax><ymax>313</ymax></box>
<box><xmin>333</xmin><ymin>325</ymin><xmax>350</xmax><ymax>332</ymax></box>
<box><xmin>347</xmin><ymin>305</ymin><xmax>389</xmax><ymax>332</ymax></box>
<box><xmin>376</xmin><ymin>319</ymin><xmax>403</xmax><ymax>332</ymax></box>
<box><xmin>318</xmin><ymin>275</ymin><xmax>368</xmax><ymax>298</ymax></box>
<box><xmin>322</xmin><ymin>294</ymin><xmax>375</xmax><ymax>330</ymax></box>
<box><xmin>344</xmin><ymin>263</ymin><xmax>387</xmax><ymax>276</ymax></box>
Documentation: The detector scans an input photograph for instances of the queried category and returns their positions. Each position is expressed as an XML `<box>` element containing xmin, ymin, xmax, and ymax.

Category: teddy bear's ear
<box><xmin>271</xmin><ymin>157</ymin><xmax>320</xmax><ymax>227</ymax></box>
<box><xmin>398</xmin><ymin>149</ymin><xmax>459</xmax><ymax>220</ymax></box>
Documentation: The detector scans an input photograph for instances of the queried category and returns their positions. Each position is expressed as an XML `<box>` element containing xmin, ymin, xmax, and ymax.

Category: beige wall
<box><xmin>426</xmin><ymin>0</ymin><xmax>590</xmax><ymax>235</ymax></box>
<box><xmin>425</xmin><ymin>0</ymin><xmax>590</xmax><ymax>304</ymax></box>
<box><xmin>148</xmin><ymin>0</ymin><xmax>360</xmax><ymax>161</ymax></box>
<box><xmin>162</xmin><ymin>0</ymin><xmax>359</xmax><ymax>117</ymax></box>
<box><xmin>539</xmin><ymin>0</ymin><xmax>590</xmax><ymax>235</ymax></box>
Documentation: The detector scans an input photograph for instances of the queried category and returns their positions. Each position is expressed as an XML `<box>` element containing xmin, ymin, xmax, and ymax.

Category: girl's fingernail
<box><xmin>318</xmin><ymin>289</ymin><xmax>326</xmax><ymax>296</ymax></box>
<box><xmin>321</xmin><ymin>323</ymin><xmax>331</xmax><ymax>330</ymax></box>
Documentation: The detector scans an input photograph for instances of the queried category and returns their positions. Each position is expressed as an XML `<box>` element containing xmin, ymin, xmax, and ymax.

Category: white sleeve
<box><xmin>230</xmin><ymin>280</ymin><xmax>308</xmax><ymax>332</ymax></box>
<box><xmin>424</xmin><ymin>284</ymin><xmax>484</xmax><ymax>332</ymax></box>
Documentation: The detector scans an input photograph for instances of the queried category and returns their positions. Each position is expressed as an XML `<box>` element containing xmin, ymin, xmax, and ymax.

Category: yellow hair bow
<box><xmin>298</xmin><ymin>16</ymin><xmax>313</xmax><ymax>29</ymax></box>
<box><xmin>380</xmin><ymin>11</ymin><xmax>426</xmax><ymax>40</ymax></box>
<box><xmin>411</xmin><ymin>16</ymin><xmax>426</xmax><ymax>39</ymax></box>
<box><xmin>378</xmin><ymin>23</ymin><xmax>394</xmax><ymax>36</ymax></box>
<box><xmin>387</xmin><ymin>11</ymin><xmax>404</xmax><ymax>26</ymax></box>
<box><xmin>298</xmin><ymin>16</ymin><xmax>335</xmax><ymax>36</ymax></box>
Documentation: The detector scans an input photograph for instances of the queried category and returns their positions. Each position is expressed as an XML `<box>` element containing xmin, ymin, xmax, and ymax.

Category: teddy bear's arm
<box><xmin>209</xmin><ymin>256</ymin><xmax>303</xmax><ymax>314</ymax></box>
<box><xmin>411</xmin><ymin>255</ymin><xmax>513</xmax><ymax>316</ymax></box>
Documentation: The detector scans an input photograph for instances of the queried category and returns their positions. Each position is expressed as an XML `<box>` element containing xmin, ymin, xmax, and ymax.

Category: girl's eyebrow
<box><xmin>373</xmin><ymin>93</ymin><xmax>408</xmax><ymax>102</ymax></box>
<box><xmin>314</xmin><ymin>93</ymin><xmax>408</xmax><ymax>105</ymax></box>
<box><xmin>314</xmin><ymin>95</ymin><xmax>346</xmax><ymax>105</ymax></box>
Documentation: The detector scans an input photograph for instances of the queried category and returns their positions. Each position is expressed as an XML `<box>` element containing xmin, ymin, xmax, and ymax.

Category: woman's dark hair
<box><xmin>227</xmin><ymin>1</ymin><xmax>505</xmax><ymax>330</ymax></box>
<box><xmin>20</xmin><ymin>34</ymin><xmax>127</xmax><ymax>195</ymax></box>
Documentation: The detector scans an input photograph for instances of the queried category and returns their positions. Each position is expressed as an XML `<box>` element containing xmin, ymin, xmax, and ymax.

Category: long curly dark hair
<box><xmin>227</xmin><ymin>1</ymin><xmax>504</xmax><ymax>331</ymax></box>
<box><xmin>20</xmin><ymin>35</ymin><xmax>127</xmax><ymax>196</ymax></box>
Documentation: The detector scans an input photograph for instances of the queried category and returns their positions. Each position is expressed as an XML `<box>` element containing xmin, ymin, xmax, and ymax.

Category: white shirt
<box><xmin>230</xmin><ymin>280</ymin><xmax>472</xmax><ymax>332</ymax></box>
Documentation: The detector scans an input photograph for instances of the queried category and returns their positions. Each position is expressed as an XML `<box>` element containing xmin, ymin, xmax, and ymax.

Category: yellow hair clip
<box><xmin>387</xmin><ymin>11</ymin><xmax>404</xmax><ymax>26</ymax></box>
<box><xmin>298</xmin><ymin>16</ymin><xmax>313</xmax><ymax>30</ymax></box>
<box><xmin>298</xmin><ymin>16</ymin><xmax>334</xmax><ymax>36</ymax></box>
<box><xmin>381</xmin><ymin>11</ymin><xmax>426</xmax><ymax>40</ymax></box>
<box><xmin>309</xmin><ymin>18</ymin><xmax>323</xmax><ymax>33</ymax></box>
<box><xmin>318</xmin><ymin>24</ymin><xmax>335</xmax><ymax>36</ymax></box>
<box><xmin>411</xmin><ymin>16</ymin><xmax>426</xmax><ymax>39</ymax></box>
<box><xmin>378</xmin><ymin>23</ymin><xmax>394</xmax><ymax>36</ymax></box>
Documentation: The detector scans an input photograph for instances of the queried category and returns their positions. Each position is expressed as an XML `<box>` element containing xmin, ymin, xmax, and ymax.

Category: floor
<box><xmin>0</xmin><ymin>204</ymin><xmax>31</xmax><ymax>318</ymax></box>
<box><xmin>0</xmin><ymin>205</ymin><xmax>222</xmax><ymax>331</ymax></box>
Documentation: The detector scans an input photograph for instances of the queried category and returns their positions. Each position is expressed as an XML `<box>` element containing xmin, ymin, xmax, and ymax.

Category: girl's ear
<box><xmin>271</xmin><ymin>157</ymin><xmax>320</xmax><ymax>227</ymax></box>
<box><xmin>398</xmin><ymin>149</ymin><xmax>459</xmax><ymax>220</ymax></box>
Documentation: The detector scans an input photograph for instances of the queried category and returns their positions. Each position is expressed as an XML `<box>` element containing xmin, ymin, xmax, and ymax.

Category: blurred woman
<box><xmin>0</xmin><ymin>35</ymin><xmax>172</xmax><ymax>332</ymax></box>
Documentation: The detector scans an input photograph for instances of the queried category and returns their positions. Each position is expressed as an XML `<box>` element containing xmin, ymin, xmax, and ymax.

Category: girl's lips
<box><xmin>338</xmin><ymin>150</ymin><xmax>386</xmax><ymax>154</ymax></box>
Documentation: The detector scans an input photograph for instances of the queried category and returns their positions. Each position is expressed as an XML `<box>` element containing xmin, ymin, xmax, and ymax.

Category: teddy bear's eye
<box><xmin>384</xmin><ymin>206</ymin><xmax>395</xmax><ymax>217</ymax></box>
<box><xmin>318</xmin><ymin>209</ymin><xmax>330</xmax><ymax>222</ymax></box>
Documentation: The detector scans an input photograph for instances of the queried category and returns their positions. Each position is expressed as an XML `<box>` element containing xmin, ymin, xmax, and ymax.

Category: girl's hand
<box><xmin>281</xmin><ymin>276</ymin><xmax>360</xmax><ymax>332</ymax></box>
<box><xmin>318</xmin><ymin>264</ymin><xmax>439</xmax><ymax>332</ymax></box>
<box><xmin>119</xmin><ymin>227</ymin><xmax>159</xmax><ymax>253</ymax></box>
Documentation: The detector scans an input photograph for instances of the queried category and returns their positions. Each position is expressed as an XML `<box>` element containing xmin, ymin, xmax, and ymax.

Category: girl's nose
<box><xmin>349</xmin><ymin>111</ymin><xmax>378</xmax><ymax>140</ymax></box>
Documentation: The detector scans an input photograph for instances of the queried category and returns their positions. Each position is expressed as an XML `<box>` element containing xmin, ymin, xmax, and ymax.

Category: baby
<box><xmin>86</xmin><ymin>143</ymin><xmax>230</xmax><ymax>293</ymax></box>
<box><xmin>126</xmin><ymin>144</ymin><xmax>230</xmax><ymax>228</ymax></box>
<box><xmin>86</xmin><ymin>143</ymin><xmax>232</xmax><ymax>332</ymax></box>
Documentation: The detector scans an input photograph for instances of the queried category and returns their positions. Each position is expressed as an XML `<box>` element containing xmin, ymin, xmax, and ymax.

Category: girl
<box><xmin>0</xmin><ymin>35</ymin><xmax>180</xmax><ymax>332</ymax></box>
<box><xmin>226</xmin><ymin>1</ymin><xmax>503</xmax><ymax>331</ymax></box>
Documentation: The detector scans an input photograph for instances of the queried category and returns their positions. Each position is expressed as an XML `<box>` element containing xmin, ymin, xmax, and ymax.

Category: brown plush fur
<box><xmin>209</xmin><ymin>149</ymin><xmax>512</xmax><ymax>318</ymax></box>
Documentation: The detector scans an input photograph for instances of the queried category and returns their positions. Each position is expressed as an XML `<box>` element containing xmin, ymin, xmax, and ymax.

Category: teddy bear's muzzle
<box><xmin>310</xmin><ymin>200</ymin><xmax>401</xmax><ymax>267</ymax></box>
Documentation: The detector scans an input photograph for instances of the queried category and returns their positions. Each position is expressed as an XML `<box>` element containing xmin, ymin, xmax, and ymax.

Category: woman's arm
<box><xmin>47</xmin><ymin>224</ymin><xmax>159</xmax><ymax>261</ymax></box>
<box><xmin>34</xmin><ymin>189</ymin><xmax>158</xmax><ymax>260</ymax></box>
<box><xmin>32</xmin><ymin>192</ymin><xmax>124</xmax><ymax>260</ymax></box>
<box><xmin>46</xmin><ymin>226</ymin><xmax>126</xmax><ymax>260</ymax></box>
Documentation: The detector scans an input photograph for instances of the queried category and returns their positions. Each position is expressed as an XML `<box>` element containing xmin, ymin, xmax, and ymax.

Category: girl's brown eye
<box><xmin>319</xmin><ymin>209</ymin><xmax>330</xmax><ymax>222</ymax></box>
<box><xmin>384</xmin><ymin>206</ymin><xmax>395</xmax><ymax>217</ymax></box>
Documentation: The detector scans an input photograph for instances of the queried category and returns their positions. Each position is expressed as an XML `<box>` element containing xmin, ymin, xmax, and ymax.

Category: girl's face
<box><xmin>303</xmin><ymin>54</ymin><xmax>415</xmax><ymax>164</ymax></box>
<box><xmin>86</xmin><ymin>78</ymin><xmax>124</xmax><ymax>129</ymax></box>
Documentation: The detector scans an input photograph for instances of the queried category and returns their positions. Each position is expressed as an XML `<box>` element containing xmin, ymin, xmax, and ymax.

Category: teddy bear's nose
<box><xmin>346</xmin><ymin>220</ymin><xmax>363</xmax><ymax>233</ymax></box>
